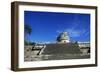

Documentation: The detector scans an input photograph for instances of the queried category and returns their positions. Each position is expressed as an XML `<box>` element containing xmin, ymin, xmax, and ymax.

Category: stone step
<box><xmin>41</xmin><ymin>43</ymin><xmax>82</xmax><ymax>55</ymax></box>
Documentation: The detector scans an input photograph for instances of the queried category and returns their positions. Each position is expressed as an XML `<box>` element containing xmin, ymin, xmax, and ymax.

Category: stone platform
<box><xmin>24</xmin><ymin>43</ymin><xmax>90</xmax><ymax>61</ymax></box>
<box><xmin>41</xmin><ymin>43</ymin><xmax>82</xmax><ymax>55</ymax></box>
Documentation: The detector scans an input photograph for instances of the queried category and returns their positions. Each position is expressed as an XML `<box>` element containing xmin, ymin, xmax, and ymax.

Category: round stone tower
<box><xmin>57</xmin><ymin>31</ymin><xmax>70</xmax><ymax>43</ymax></box>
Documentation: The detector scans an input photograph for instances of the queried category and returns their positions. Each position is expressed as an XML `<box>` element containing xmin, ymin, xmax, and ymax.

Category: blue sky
<box><xmin>24</xmin><ymin>11</ymin><xmax>90</xmax><ymax>43</ymax></box>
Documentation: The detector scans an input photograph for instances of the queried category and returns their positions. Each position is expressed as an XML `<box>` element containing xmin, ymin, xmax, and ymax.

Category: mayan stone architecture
<box><xmin>24</xmin><ymin>31</ymin><xmax>90</xmax><ymax>61</ymax></box>
<box><xmin>41</xmin><ymin>32</ymin><xmax>81</xmax><ymax>55</ymax></box>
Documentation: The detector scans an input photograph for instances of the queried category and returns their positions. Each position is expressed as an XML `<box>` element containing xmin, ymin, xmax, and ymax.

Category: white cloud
<box><xmin>56</xmin><ymin>30</ymin><xmax>62</xmax><ymax>33</ymax></box>
<box><xmin>56</xmin><ymin>28</ymin><xmax>88</xmax><ymax>38</ymax></box>
<box><xmin>66</xmin><ymin>29</ymin><xmax>86</xmax><ymax>37</ymax></box>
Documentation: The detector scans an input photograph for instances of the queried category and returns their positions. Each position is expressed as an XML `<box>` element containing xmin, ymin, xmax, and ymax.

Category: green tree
<box><xmin>24</xmin><ymin>24</ymin><xmax>32</xmax><ymax>45</ymax></box>
<box><xmin>25</xmin><ymin>24</ymin><xmax>32</xmax><ymax>35</ymax></box>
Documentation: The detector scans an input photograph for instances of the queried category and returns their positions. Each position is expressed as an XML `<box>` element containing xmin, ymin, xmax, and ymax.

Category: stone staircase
<box><xmin>41</xmin><ymin>43</ymin><xmax>82</xmax><ymax>55</ymax></box>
